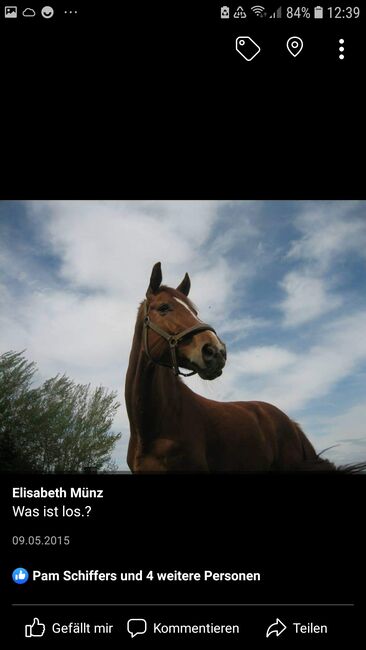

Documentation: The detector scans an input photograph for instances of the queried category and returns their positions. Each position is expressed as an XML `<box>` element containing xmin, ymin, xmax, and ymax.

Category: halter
<box><xmin>142</xmin><ymin>300</ymin><xmax>218</xmax><ymax>377</ymax></box>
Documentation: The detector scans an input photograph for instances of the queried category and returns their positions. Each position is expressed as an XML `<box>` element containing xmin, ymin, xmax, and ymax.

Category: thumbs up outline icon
<box><xmin>25</xmin><ymin>618</ymin><xmax>46</xmax><ymax>638</ymax></box>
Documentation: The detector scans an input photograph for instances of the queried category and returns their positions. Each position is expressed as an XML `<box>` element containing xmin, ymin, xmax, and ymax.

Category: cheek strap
<box><xmin>142</xmin><ymin>301</ymin><xmax>217</xmax><ymax>376</ymax></box>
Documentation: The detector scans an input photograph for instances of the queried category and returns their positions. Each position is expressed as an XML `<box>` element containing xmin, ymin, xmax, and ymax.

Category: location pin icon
<box><xmin>287</xmin><ymin>37</ymin><xmax>303</xmax><ymax>57</ymax></box>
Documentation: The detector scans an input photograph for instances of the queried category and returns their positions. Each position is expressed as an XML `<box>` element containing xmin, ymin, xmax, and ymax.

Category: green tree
<box><xmin>0</xmin><ymin>351</ymin><xmax>121</xmax><ymax>472</ymax></box>
<box><xmin>0</xmin><ymin>351</ymin><xmax>38</xmax><ymax>470</ymax></box>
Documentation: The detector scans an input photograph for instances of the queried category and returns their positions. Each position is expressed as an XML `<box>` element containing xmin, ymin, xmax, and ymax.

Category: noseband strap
<box><xmin>142</xmin><ymin>301</ymin><xmax>217</xmax><ymax>377</ymax></box>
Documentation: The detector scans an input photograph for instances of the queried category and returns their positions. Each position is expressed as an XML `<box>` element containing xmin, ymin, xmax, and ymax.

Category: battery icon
<box><xmin>314</xmin><ymin>6</ymin><xmax>323</xmax><ymax>18</ymax></box>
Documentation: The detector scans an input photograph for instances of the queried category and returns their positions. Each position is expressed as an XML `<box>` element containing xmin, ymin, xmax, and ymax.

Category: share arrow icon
<box><xmin>265</xmin><ymin>618</ymin><xmax>287</xmax><ymax>637</ymax></box>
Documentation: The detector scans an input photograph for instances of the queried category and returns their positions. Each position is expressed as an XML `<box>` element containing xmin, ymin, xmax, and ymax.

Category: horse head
<box><xmin>142</xmin><ymin>262</ymin><xmax>226</xmax><ymax>380</ymax></box>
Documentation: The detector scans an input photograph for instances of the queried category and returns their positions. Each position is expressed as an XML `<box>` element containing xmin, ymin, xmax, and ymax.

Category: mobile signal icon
<box><xmin>251</xmin><ymin>5</ymin><xmax>266</xmax><ymax>16</ymax></box>
<box><xmin>269</xmin><ymin>6</ymin><xmax>282</xmax><ymax>18</ymax></box>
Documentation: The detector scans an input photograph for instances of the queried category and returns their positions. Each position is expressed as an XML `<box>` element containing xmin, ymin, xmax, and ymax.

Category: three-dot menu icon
<box><xmin>338</xmin><ymin>39</ymin><xmax>345</xmax><ymax>60</ymax></box>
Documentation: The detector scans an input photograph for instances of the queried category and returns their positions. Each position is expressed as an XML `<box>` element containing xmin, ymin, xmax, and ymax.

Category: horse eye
<box><xmin>158</xmin><ymin>303</ymin><xmax>170</xmax><ymax>313</ymax></box>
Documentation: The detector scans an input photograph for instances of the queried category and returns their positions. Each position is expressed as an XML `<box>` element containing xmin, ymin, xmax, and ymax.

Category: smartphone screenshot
<box><xmin>1</xmin><ymin>1</ymin><xmax>365</xmax><ymax>646</ymax></box>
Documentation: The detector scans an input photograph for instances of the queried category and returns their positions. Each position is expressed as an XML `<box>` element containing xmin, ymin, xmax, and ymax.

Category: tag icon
<box><xmin>236</xmin><ymin>36</ymin><xmax>261</xmax><ymax>61</ymax></box>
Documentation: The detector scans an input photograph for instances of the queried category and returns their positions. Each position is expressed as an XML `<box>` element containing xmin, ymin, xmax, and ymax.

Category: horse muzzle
<box><xmin>198</xmin><ymin>343</ymin><xmax>227</xmax><ymax>380</ymax></box>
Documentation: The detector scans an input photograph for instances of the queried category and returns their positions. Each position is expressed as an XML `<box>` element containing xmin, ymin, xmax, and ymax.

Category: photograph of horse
<box><xmin>2</xmin><ymin>201</ymin><xmax>365</xmax><ymax>473</ymax></box>
<box><xmin>126</xmin><ymin>263</ymin><xmax>364</xmax><ymax>473</ymax></box>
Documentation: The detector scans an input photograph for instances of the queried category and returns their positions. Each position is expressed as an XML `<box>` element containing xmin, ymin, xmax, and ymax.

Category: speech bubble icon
<box><xmin>127</xmin><ymin>618</ymin><xmax>147</xmax><ymax>638</ymax></box>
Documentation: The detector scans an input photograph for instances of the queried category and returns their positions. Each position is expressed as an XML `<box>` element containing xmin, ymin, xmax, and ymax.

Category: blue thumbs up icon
<box><xmin>12</xmin><ymin>567</ymin><xmax>29</xmax><ymax>584</ymax></box>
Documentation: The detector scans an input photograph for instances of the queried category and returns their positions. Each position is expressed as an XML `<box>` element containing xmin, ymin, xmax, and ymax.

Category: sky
<box><xmin>1</xmin><ymin>200</ymin><xmax>366</xmax><ymax>470</ymax></box>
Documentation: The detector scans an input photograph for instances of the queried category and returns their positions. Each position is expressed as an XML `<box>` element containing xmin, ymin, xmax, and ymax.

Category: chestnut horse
<box><xmin>125</xmin><ymin>262</ymin><xmax>338</xmax><ymax>472</ymax></box>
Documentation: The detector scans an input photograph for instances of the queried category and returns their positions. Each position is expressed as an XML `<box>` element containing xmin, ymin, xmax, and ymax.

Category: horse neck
<box><xmin>125</xmin><ymin>315</ymin><xmax>182</xmax><ymax>442</ymax></box>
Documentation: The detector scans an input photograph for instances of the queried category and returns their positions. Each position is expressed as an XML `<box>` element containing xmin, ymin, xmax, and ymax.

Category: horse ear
<box><xmin>147</xmin><ymin>262</ymin><xmax>162</xmax><ymax>295</ymax></box>
<box><xmin>176</xmin><ymin>272</ymin><xmax>191</xmax><ymax>296</ymax></box>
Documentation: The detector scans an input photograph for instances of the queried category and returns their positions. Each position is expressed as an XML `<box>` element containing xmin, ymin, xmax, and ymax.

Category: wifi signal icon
<box><xmin>251</xmin><ymin>5</ymin><xmax>266</xmax><ymax>16</ymax></box>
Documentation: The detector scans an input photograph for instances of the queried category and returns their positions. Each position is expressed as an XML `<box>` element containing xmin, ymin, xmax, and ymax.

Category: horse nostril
<box><xmin>202</xmin><ymin>344</ymin><xmax>217</xmax><ymax>362</ymax></box>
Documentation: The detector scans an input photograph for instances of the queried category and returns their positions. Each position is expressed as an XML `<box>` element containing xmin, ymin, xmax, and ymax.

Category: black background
<box><xmin>2</xmin><ymin>473</ymin><xmax>363</xmax><ymax>644</ymax></box>
<box><xmin>0</xmin><ymin>0</ymin><xmax>364</xmax><ymax>198</ymax></box>
<box><xmin>1</xmin><ymin>1</ymin><xmax>365</xmax><ymax>645</ymax></box>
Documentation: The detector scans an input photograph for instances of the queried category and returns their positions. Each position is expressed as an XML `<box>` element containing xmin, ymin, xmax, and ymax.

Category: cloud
<box><xmin>302</xmin><ymin>403</ymin><xmax>366</xmax><ymax>466</ymax></box>
<box><xmin>216</xmin><ymin>310</ymin><xmax>366</xmax><ymax>413</ymax></box>
<box><xmin>287</xmin><ymin>201</ymin><xmax>366</xmax><ymax>271</ymax></box>
<box><xmin>277</xmin><ymin>202</ymin><xmax>366</xmax><ymax>327</ymax></box>
<box><xmin>207</xmin><ymin>201</ymin><xmax>262</xmax><ymax>257</ymax></box>
<box><xmin>219</xmin><ymin>316</ymin><xmax>269</xmax><ymax>343</ymax></box>
<box><xmin>27</xmin><ymin>201</ymin><xmax>225</xmax><ymax>295</ymax></box>
<box><xmin>23</xmin><ymin>8</ymin><xmax>36</xmax><ymax>17</ymax></box>
<box><xmin>280</xmin><ymin>271</ymin><xmax>342</xmax><ymax>326</ymax></box>
<box><xmin>25</xmin><ymin>200</ymin><xmax>251</xmax><ymax>324</ymax></box>
<box><xmin>229</xmin><ymin>346</ymin><xmax>298</xmax><ymax>376</ymax></box>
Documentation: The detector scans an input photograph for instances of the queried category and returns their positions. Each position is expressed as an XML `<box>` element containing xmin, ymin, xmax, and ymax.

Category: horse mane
<box><xmin>336</xmin><ymin>462</ymin><xmax>366</xmax><ymax>474</ymax></box>
<box><xmin>287</xmin><ymin>449</ymin><xmax>366</xmax><ymax>473</ymax></box>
